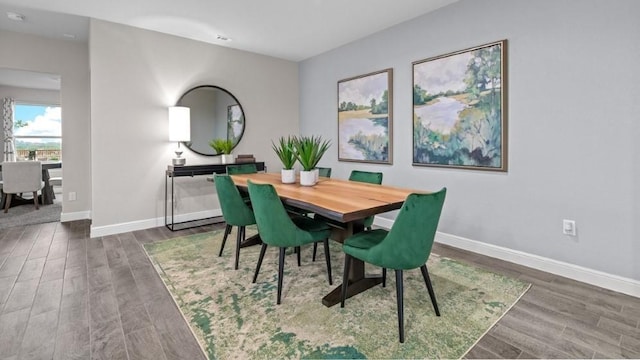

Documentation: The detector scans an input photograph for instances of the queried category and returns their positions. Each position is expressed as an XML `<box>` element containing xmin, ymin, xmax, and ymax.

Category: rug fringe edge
<box><xmin>458</xmin><ymin>282</ymin><xmax>532</xmax><ymax>359</ymax></box>
<box><xmin>141</xmin><ymin>244</ymin><xmax>212</xmax><ymax>360</ymax></box>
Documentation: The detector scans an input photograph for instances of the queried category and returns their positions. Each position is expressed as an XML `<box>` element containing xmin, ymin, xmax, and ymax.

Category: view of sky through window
<box><xmin>14</xmin><ymin>104</ymin><xmax>61</xmax><ymax>138</ymax></box>
<box><xmin>13</xmin><ymin>104</ymin><xmax>62</xmax><ymax>160</ymax></box>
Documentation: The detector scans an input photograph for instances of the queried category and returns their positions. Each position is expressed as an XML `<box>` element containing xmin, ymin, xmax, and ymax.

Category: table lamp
<box><xmin>168</xmin><ymin>106</ymin><xmax>190</xmax><ymax>166</ymax></box>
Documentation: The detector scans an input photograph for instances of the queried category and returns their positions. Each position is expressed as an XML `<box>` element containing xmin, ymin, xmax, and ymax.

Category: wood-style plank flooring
<box><xmin>0</xmin><ymin>220</ymin><xmax>638</xmax><ymax>359</ymax></box>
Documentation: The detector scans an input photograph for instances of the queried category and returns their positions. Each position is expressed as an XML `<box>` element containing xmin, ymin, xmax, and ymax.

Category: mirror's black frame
<box><xmin>177</xmin><ymin>85</ymin><xmax>246</xmax><ymax>156</ymax></box>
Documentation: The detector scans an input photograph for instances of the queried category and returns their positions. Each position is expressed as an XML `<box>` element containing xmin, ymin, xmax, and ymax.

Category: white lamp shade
<box><xmin>168</xmin><ymin>106</ymin><xmax>191</xmax><ymax>142</ymax></box>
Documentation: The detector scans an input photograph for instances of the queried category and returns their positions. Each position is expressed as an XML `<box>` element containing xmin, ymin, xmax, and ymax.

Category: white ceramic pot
<box><xmin>313</xmin><ymin>168</ymin><xmax>320</xmax><ymax>183</ymax></box>
<box><xmin>299</xmin><ymin>170</ymin><xmax>317</xmax><ymax>186</ymax></box>
<box><xmin>221</xmin><ymin>154</ymin><xmax>234</xmax><ymax>164</ymax></box>
<box><xmin>281</xmin><ymin>169</ymin><xmax>296</xmax><ymax>184</ymax></box>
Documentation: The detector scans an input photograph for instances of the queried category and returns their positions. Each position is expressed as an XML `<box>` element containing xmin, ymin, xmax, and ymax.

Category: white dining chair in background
<box><xmin>2</xmin><ymin>161</ymin><xmax>44</xmax><ymax>213</ymax></box>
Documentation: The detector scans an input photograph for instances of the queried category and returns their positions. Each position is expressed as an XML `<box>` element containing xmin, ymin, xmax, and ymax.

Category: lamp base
<box><xmin>172</xmin><ymin>157</ymin><xmax>186</xmax><ymax>166</ymax></box>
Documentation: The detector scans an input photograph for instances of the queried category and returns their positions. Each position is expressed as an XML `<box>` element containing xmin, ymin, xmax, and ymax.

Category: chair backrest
<box><xmin>2</xmin><ymin>161</ymin><xmax>42</xmax><ymax>194</ymax></box>
<box><xmin>317</xmin><ymin>167</ymin><xmax>332</xmax><ymax>178</ymax></box>
<box><xmin>247</xmin><ymin>181</ymin><xmax>301</xmax><ymax>248</ymax></box>
<box><xmin>373</xmin><ymin>188</ymin><xmax>447</xmax><ymax>270</ymax></box>
<box><xmin>226</xmin><ymin>163</ymin><xmax>257</xmax><ymax>175</ymax></box>
<box><xmin>349</xmin><ymin>170</ymin><xmax>382</xmax><ymax>185</ymax></box>
<box><xmin>213</xmin><ymin>174</ymin><xmax>255</xmax><ymax>226</ymax></box>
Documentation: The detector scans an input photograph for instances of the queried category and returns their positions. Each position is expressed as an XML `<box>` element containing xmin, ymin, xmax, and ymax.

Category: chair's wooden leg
<box><xmin>312</xmin><ymin>242</ymin><xmax>318</xmax><ymax>262</ymax></box>
<box><xmin>382</xmin><ymin>268</ymin><xmax>387</xmax><ymax>287</ymax></box>
<box><xmin>396</xmin><ymin>270</ymin><xmax>405</xmax><ymax>343</ymax></box>
<box><xmin>340</xmin><ymin>254</ymin><xmax>351</xmax><ymax>308</ymax></box>
<box><xmin>277</xmin><ymin>247</ymin><xmax>286</xmax><ymax>305</ymax></box>
<box><xmin>323</xmin><ymin>239</ymin><xmax>332</xmax><ymax>285</ymax></box>
<box><xmin>218</xmin><ymin>224</ymin><xmax>232</xmax><ymax>257</ymax></box>
<box><xmin>420</xmin><ymin>265</ymin><xmax>440</xmax><ymax>316</ymax></box>
<box><xmin>252</xmin><ymin>243</ymin><xmax>268</xmax><ymax>283</ymax></box>
<box><xmin>33</xmin><ymin>191</ymin><xmax>39</xmax><ymax>210</ymax></box>
<box><xmin>4</xmin><ymin>194</ymin><xmax>12</xmax><ymax>213</ymax></box>
<box><xmin>234</xmin><ymin>226</ymin><xmax>244</xmax><ymax>270</ymax></box>
<box><xmin>295</xmin><ymin>246</ymin><xmax>301</xmax><ymax>267</ymax></box>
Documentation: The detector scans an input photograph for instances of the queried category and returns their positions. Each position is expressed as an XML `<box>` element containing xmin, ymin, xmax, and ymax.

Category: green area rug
<box><xmin>144</xmin><ymin>227</ymin><xmax>530</xmax><ymax>359</ymax></box>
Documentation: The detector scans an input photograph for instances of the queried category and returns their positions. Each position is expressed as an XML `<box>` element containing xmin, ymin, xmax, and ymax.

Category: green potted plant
<box><xmin>293</xmin><ymin>135</ymin><xmax>331</xmax><ymax>186</ymax></box>
<box><xmin>209</xmin><ymin>138</ymin><xmax>234</xmax><ymax>164</ymax></box>
<box><xmin>272</xmin><ymin>136</ymin><xmax>297</xmax><ymax>184</ymax></box>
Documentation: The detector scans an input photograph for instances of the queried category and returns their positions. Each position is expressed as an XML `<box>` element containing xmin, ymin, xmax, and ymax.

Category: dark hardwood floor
<box><xmin>0</xmin><ymin>220</ymin><xmax>638</xmax><ymax>359</ymax></box>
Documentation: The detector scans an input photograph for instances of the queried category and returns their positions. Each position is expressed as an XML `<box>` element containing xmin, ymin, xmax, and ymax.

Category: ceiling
<box><xmin>0</xmin><ymin>0</ymin><xmax>459</xmax><ymax>61</ymax></box>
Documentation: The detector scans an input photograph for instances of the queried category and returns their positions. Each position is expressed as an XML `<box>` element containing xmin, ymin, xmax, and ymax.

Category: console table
<box><xmin>164</xmin><ymin>162</ymin><xmax>265</xmax><ymax>231</ymax></box>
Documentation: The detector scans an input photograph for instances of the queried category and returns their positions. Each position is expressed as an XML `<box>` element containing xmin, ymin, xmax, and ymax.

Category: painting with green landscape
<box><xmin>413</xmin><ymin>40</ymin><xmax>507</xmax><ymax>171</ymax></box>
<box><xmin>338</xmin><ymin>68</ymin><xmax>392</xmax><ymax>164</ymax></box>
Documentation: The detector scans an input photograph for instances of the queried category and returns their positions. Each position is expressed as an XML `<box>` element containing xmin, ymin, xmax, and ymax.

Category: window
<box><xmin>13</xmin><ymin>103</ymin><xmax>62</xmax><ymax>161</ymax></box>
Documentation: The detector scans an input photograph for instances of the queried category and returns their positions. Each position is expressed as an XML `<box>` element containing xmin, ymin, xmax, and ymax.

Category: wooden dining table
<box><xmin>230</xmin><ymin>172</ymin><xmax>425</xmax><ymax>307</ymax></box>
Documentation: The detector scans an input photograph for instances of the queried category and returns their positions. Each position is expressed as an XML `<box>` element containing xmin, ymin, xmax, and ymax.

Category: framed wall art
<box><xmin>338</xmin><ymin>68</ymin><xmax>392</xmax><ymax>164</ymax></box>
<box><xmin>413</xmin><ymin>40</ymin><xmax>507</xmax><ymax>171</ymax></box>
<box><xmin>227</xmin><ymin>104</ymin><xmax>244</xmax><ymax>146</ymax></box>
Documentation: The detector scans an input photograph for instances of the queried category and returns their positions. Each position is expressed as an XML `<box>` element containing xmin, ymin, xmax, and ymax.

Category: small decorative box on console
<box><xmin>235</xmin><ymin>154</ymin><xmax>256</xmax><ymax>163</ymax></box>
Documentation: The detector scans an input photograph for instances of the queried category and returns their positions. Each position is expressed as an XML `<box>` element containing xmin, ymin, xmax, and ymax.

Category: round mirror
<box><xmin>177</xmin><ymin>85</ymin><xmax>245</xmax><ymax>155</ymax></box>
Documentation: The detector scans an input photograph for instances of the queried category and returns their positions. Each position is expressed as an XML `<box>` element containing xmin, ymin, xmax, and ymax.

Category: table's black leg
<box><xmin>322</xmin><ymin>258</ymin><xmax>383</xmax><ymax>307</ymax></box>
<box><xmin>322</xmin><ymin>221</ymin><xmax>381</xmax><ymax>307</ymax></box>
<box><xmin>38</xmin><ymin>169</ymin><xmax>54</xmax><ymax>205</ymax></box>
<box><xmin>239</xmin><ymin>233</ymin><xmax>262</xmax><ymax>248</ymax></box>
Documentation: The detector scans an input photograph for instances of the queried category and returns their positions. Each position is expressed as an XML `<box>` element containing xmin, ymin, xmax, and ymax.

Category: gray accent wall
<box><xmin>299</xmin><ymin>0</ymin><xmax>640</xmax><ymax>280</ymax></box>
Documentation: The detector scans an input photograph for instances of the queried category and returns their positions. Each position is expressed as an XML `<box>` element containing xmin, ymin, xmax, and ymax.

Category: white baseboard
<box><xmin>373</xmin><ymin>216</ymin><xmax>640</xmax><ymax>298</ymax></box>
<box><xmin>60</xmin><ymin>210</ymin><xmax>91</xmax><ymax>223</ymax></box>
<box><xmin>90</xmin><ymin>209</ymin><xmax>223</xmax><ymax>238</ymax></box>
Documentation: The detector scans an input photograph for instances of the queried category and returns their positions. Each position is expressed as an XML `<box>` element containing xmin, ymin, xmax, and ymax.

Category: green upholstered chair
<box><xmin>247</xmin><ymin>180</ymin><xmax>333</xmax><ymax>304</ymax></box>
<box><xmin>316</xmin><ymin>167</ymin><xmax>332</xmax><ymax>178</ymax></box>
<box><xmin>214</xmin><ymin>174</ymin><xmax>257</xmax><ymax>270</ymax></box>
<box><xmin>226</xmin><ymin>163</ymin><xmax>257</xmax><ymax>202</ymax></box>
<box><xmin>226</xmin><ymin>163</ymin><xmax>257</xmax><ymax>175</ymax></box>
<box><xmin>340</xmin><ymin>188</ymin><xmax>447</xmax><ymax>343</ymax></box>
<box><xmin>311</xmin><ymin>169</ymin><xmax>382</xmax><ymax>261</ymax></box>
<box><xmin>348</xmin><ymin>169</ymin><xmax>383</xmax><ymax>185</ymax></box>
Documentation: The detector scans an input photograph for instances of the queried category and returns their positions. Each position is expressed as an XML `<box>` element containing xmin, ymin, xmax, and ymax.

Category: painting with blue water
<box><xmin>413</xmin><ymin>40</ymin><xmax>507</xmax><ymax>171</ymax></box>
<box><xmin>338</xmin><ymin>68</ymin><xmax>392</xmax><ymax>164</ymax></box>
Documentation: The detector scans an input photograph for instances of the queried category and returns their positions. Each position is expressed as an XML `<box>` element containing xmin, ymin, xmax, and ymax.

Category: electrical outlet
<box><xmin>563</xmin><ymin>219</ymin><xmax>576</xmax><ymax>236</ymax></box>
<box><xmin>68</xmin><ymin>192</ymin><xmax>77</xmax><ymax>201</ymax></box>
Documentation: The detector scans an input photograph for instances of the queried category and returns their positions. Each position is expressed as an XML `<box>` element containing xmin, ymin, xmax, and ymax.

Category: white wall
<box><xmin>89</xmin><ymin>20</ymin><xmax>299</xmax><ymax>233</ymax></box>
<box><xmin>299</xmin><ymin>0</ymin><xmax>640</xmax><ymax>280</ymax></box>
<box><xmin>0</xmin><ymin>31</ymin><xmax>91</xmax><ymax>219</ymax></box>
